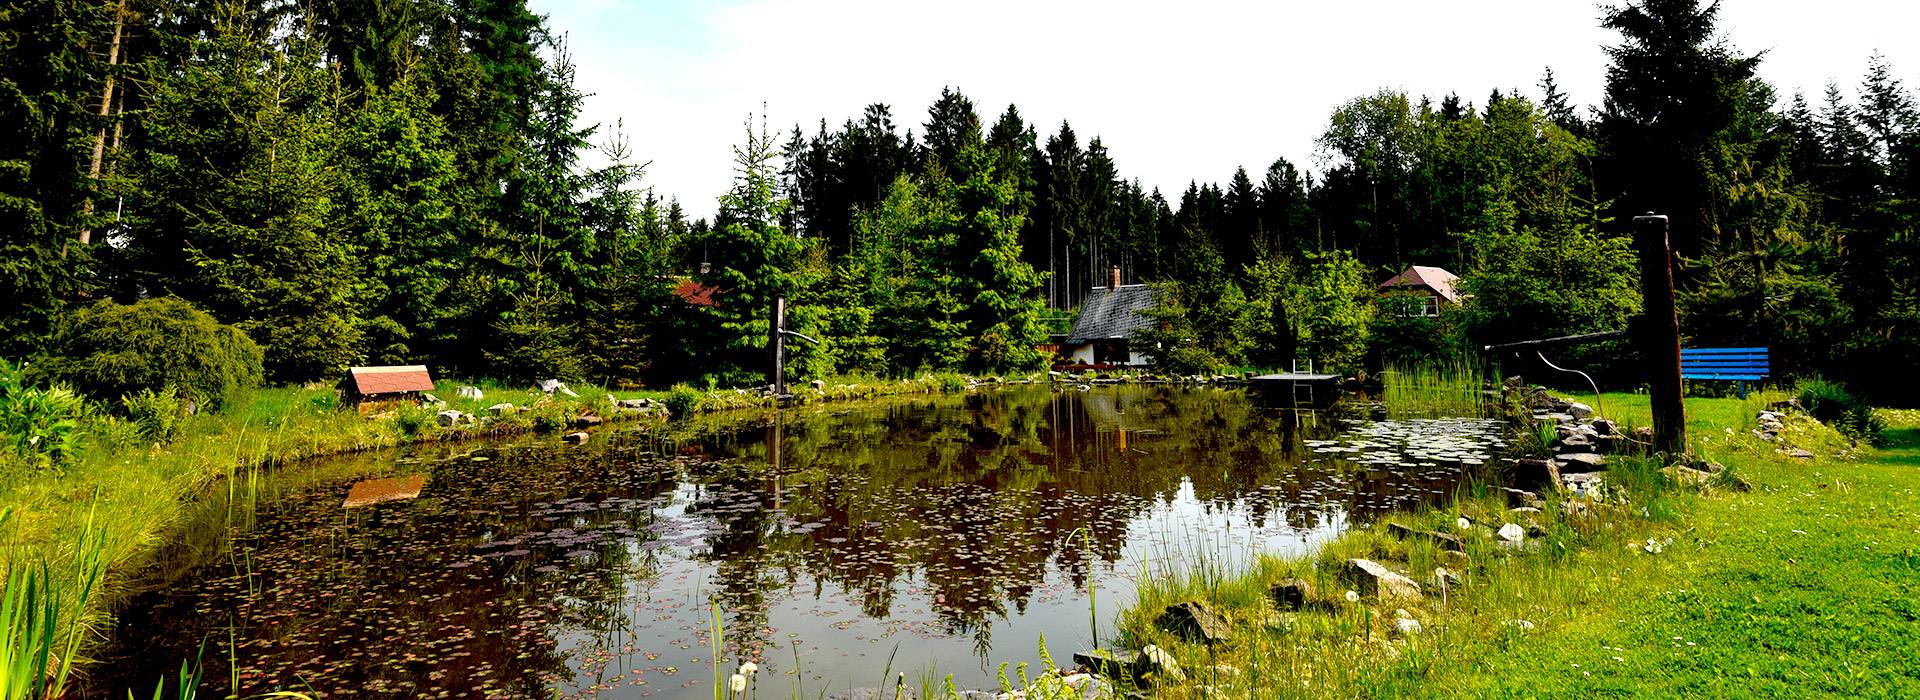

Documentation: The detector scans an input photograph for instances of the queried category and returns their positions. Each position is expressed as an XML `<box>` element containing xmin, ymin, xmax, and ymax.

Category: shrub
<box><xmin>120</xmin><ymin>386</ymin><xmax>184</xmax><ymax>444</ymax></box>
<box><xmin>33</xmin><ymin>297</ymin><xmax>263</xmax><ymax>412</ymax></box>
<box><xmin>1797</xmin><ymin>378</ymin><xmax>1886</xmax><ymax>445</ymax></box>
<box><xmin>0</xmin><ymin>359</ymin><xmax>85</xmax><ymax>471</ymax></box>
<box><xmin>394</xmin><ymin>405</ymin><xmax>434</xmax><ymax>437</ymax></box>
<box><xmin>664</xmin><ymin>385</ymin><xmax>703</xmax><ymax>419</ymax></box>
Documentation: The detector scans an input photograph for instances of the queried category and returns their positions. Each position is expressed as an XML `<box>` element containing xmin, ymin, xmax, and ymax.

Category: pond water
<box><xmin>97</xmin><ymin>386</ymin><xmax>1506</xmax><ymax>699</ymax></box>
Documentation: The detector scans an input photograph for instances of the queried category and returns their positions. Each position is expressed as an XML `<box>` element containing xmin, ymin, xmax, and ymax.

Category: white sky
<box><xmin>532</xmin><ymin>0</ymin><xmax>1920</xmax><ymax>220</ymax></box>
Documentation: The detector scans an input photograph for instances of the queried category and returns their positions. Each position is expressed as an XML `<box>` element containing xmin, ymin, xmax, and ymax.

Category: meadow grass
<box><xmin>1090</xmin><ymin>393</ymin><xmax>1917</xmax><ymax>698</ymax></box>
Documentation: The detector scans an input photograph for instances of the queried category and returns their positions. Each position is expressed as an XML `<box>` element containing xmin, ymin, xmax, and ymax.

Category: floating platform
<box><xmin>1249</xmin><ymin>373</ymin><xmax>1344</xmax><ymax>409</ymax></box>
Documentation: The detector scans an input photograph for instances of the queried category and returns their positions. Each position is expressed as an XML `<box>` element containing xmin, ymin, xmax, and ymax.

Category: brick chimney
<box><xmin>1109</xmin><ymin>266</ymin><xmax>1122</xmax><ymax>289</ymax></box>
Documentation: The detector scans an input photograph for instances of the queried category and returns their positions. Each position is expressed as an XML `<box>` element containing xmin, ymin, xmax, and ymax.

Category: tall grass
<box><xmin>1</xmin><ymin>506</ymin><xmax>104</xmax><ymax>700</ymax></box>
<box><xmin>1380</xmin><ymin>358</ymin><xmax>1490</xmax><ymax>418</ymax></box>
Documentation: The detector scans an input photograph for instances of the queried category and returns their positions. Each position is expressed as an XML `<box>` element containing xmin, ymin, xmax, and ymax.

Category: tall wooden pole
<box><xmin>1633</xmin><ymin>213</ymin><xmax>1686</xmax><ymax>454</ymax></box>
<box><xmin>772</xmin><ymin>297</ymin><xmax>787</xmax><ymax>396</ymax></box>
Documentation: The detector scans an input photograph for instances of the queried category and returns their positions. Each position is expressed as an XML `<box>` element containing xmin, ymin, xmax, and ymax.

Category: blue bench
<box><xmin>1680</xmin><ymin>347</ymin><xmax>1769</xmax><ymax>398</ymax></box>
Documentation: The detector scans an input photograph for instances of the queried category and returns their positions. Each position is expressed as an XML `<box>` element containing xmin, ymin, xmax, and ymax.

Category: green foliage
<box><xmin>33</xmin><ymin>298</ymin><xmax>263</xmax><ymax>413</ymax></box>
<box><xmin>119</xmin><ymin>387</ymin><xmax>184</xmax><ymax>446</ymax></box>
<box><xmin>1797</xmin><ymin>378</ymin><xmax>1886</xmax><ymax>444</ymax></box>
<box><xmin>0</xmin><ymin>361</ymin><xmax>84</xmax><ymax>473</ymax></box>
<box><xmin>1293</xmin><ymin>250</ymin><xmax>1376</xmax><ymax>371</ymax></box>
<box><xmin>664</xmin><ymin>385</ymin><xmax>704</xmax><ymax>419</ymax></box>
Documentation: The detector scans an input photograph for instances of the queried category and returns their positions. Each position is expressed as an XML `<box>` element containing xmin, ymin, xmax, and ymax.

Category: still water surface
<box><xmin>103</xmin><ymin>386</ymin><xmax>1503</xmax><ymax>698</ymax></box>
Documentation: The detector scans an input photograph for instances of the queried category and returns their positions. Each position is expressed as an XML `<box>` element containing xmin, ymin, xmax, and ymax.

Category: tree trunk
<box><xmin>80</xmin><ymin>0</ymin><xmax>128</xmax><ymax>245</ymax></box>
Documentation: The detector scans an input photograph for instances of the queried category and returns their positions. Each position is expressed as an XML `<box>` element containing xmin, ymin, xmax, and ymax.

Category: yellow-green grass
<box><xmin>1108</xmin><ymin>395</ymin><xmax>1916</xmax><ymax>698</ymax></box>
<box><xmin>0</xmin><ymin>372</ymin><xmax>991</xmax><ymax>687</ymax></box>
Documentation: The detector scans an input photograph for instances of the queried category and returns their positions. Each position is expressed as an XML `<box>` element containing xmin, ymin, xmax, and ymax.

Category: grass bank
<box><xmin>1100</xmin><ymin>392</ymin><xmax>1917</xmax><ymax>698</ymax></box>
<box><xmin>0</xmin><ymin>371</ymin><xmax>1000</xmax><ymax>694</ymax></box>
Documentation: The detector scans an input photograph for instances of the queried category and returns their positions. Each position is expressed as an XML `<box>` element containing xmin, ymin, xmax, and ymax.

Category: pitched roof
<box><xmin>672</xmin><ymin>278</ymin><xmax>721</xmax><ymax>307</ymax></box>
<box><xmin>345</xmin><ymin>365</ymin><xmax>435</xmax><ymax>395</ymax></box>
<box><xmin>1379</xmin><ymin>265</ymin><xmax>1463</xmax><ymax>303</ymax></box>
<box><xmin>1066</xmin><ymin>284</ymin><xmax>1158</xmax><ymax>343</ymax></box>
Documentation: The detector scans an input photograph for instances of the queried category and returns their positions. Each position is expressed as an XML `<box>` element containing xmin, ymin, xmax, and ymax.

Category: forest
<box><xmin>5</xmin><ymin>0</ymin><xmax>1918</xmax><ymax>401</ymax></box>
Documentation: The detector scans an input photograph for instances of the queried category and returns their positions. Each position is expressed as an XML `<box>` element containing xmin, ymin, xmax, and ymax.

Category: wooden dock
<box><xmin>1249</xmin><ymin>373</ymin><xmax>1344</xmax><ymax>409</ymax></box>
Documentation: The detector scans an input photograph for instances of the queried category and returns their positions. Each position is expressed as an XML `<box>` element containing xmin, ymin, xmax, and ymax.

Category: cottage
<box><xmin>1060</xmin><ymin>268</ymin><xmax>1159</xmax><ymax>367</ymax></box>
<box><xmin>1377</xmin><ymin>265</ymin><xmax>1463</xmax><ymax>317</ymax></box>
<box><xmin>340</xmin><ymin>365</ymin><xmax>436</xmax><ymax>406</ymax></box>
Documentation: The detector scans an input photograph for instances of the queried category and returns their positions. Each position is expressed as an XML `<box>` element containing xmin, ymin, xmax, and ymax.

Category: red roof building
<box><xmin>341</xmin><ymin>365</ymin><xmax>435</xmax><ymax>402</ymax></box>
<box><xmin>1378</xmin><ymin>266</ymin><xmax>1464</xmax><ymax>317</ymax></box>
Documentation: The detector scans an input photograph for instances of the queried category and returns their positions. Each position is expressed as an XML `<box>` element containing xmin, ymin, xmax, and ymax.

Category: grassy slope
<box><xmin>1113</xmin><ymin>393</ymin><xmax>1920</xmax><ymax>698</ymax></box>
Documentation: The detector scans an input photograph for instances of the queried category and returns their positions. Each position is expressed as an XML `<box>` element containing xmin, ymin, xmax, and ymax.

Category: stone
<box><xmin>1393</xmin><ymin>617</ymin><xmax>1423</xmax><ymax>636</ymax></box>
<box><xmin>1567</xmin><ymin>402</ymin><xmax>1594</xmax><ymax>420</ymax></box>
<box><xmin>1497</xmin><ymin>523</ymin><xmax>1525</xmax><ymax>543</ymax></box>
<box><xmin>1556</xmin><ymin>434</ymin><xmax>1596</xmax><ymax>453</ymax></box>
<box><xmin>486</xmin><ymin>402</ymin><xmax>516</xmax><ymax>415</ymax></box>
<box><xmin>1785</xmin><ymin>448</ymin><xmax>1815</xmax><ymax>460</ymax></box>
<box><xmin>1073</xmin><ymin>649</ymin><xmax>1136</xmax><ymax>680</ymax></box>
<box><xmin>1500</xmin><ymin>487</ymin><xmax>1539</xmax><ymax>508</ymax></box>
<box><xmin>1510</xmin><ymin>506</ymin><xmax>1542</xmax><ymax>514</ymax></box>
<box><xmin>1591</xmin><ymin>418</ymin><xmax>1617</xmax><ymax>436</ymax></box>
<box><xmin>535</xmin><ymin>379</ymin><xmax>578</xmax><ymax>398</ymax></box>
<box><xmin>616</xmin><ymin>398</ymin><xmax>652</xmax><ymax>409</ymax></box>
<box><xmin>1269</xmin><ymin>579</ymin><xmax>1315</xmax><ymax>612</ymax></box>
<box><xmin>1427</xmin><ymin>567</ymin><xmax>1462</xmax><ymax>589</ymax></box>
<box><xmin>1632</xmin><ymin>426</ymin><xmax>1655</xmax><ymax>442</ymax></box>
<box><xmin>1513</xmin><ymin>458</ymin><xmax>1560</xmax><ymax>489</ymax></box>
<box><xmin>436</xmin><ymin>410</ymin><xmax>463</xmax><ymax>427</ymax></box>
<box><xmin>1342</xmin><ymin>559</ymin><xmax>1422</xmax><ymax>602</ymax></box>
<box><xmin>1663</xmin><ymin>466</ymin><xmax>1716</xmax><ymax>489</ymax></box>
<box><xmin>572</xmin><ymin>415</ymin><xmax>604</xmax><ymax>428</ymax></box>
<box><xmin>1386</xmin><ymin>522</ymin><xmax>1463</xmax><ymax>551</ymax></box>
<box><xmin>456</xmin><ymin>385</ymin><xmax>483</xmax><ymax>401</ymax></box>
<box><xmin>1556</xmin><ymin>452</ymin><xmax>1608</xmax><ymax>473</ymax></box>
<box><xmin>1156</xmin><ymin>601</ymin><xmax>1232</xmax><ymax>644</ymax></box>
<box><xmin>811</xmin><ymin>379</ymin><xmax>826</xmax><ymax>391</ymax></box>
<box><xmin>1506</xmin><ymin>619</ymin><xmax>1536</xmax><ymax>631</ymax></box>
<box><xmin>1134</xmin><ymin>645</ymin><xmax>1184</xmax><ymax>684</ymax></box>
<box><xmin>562</xmin><ymin>431</ymin><xmax>590</xmax><ymax>445</ymax></box>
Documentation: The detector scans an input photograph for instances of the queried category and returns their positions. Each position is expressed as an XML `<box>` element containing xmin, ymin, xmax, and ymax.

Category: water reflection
<box><xmin>98</xmin><ymin>386</ymin><xmax>1500</xmax><ymax>699</ymax></box>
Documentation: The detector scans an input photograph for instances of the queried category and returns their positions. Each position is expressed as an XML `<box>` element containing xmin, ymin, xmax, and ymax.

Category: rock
<box><xmin>1497</xmin><ymin>523</ymin><xmax>1525</xmax><ymax>543</ymax></box>
<box><xmin>811</xmin><ymin>379</ymin><xmax>826</xmax><ymax>391</ymax></box>
<box><xmin>1513</xmin><ymin>458</ymin><xmax>1560</xmax><ymax>489</ymax></box>
<box><xmin>1556</xmin><ymin>452</ymin><xmax>1608</xmax><ymax>473</ymax></box>
<box><xmin>1269</xmin><ymin>578</ymin><xmax>1315</xmax><ymax>612</ymax></box>
<box><xmin>486</xmin><ymin>402</ymin><xmax>516</xmax><ymax>415</ymax></box>
<box><xmin>562</xmin><ymin>431</ymin><xmax>590</xmax><ymax>445</ymax></box>
<box><xmin>1073</xmin><ymin>649</ymin><xmax>1136</xmax><ymax>680</ymax></box>
<box><xmin>1510</xmin><ymin>506</ymin><xmax>1542</xmax><ymax>515</ymax></box>
<box><xmin>435</xmin><ymin>409</ymin><xmax>463</xmax><ymax>427</ymax></box>
<box><xmin>1393</xmin><ymin>617</ymin><xmax>1423</xmax><ymax>636</ymax></box>
<box><xmin>572</xmin><ymin>414</ymin><xmax>604</xmax><ymax>428</ymax></box>
<box><xmin>535</xmin><ymin>379</ymin><xmax>579</xmax><ymax>398</ymax></box>
<box><xmin>1134</xmin><ymin>645</ymin><xmax>1184</xmax><ymax>684</ymax></box>
<box><xmin>455</xmin><ymin>385</ymin><xmax>483</xmax><ymax>401</ymax></box>
<box><xmin>1156</xmin><ymin>601</ymin><xmax>1232</xmax><ymax>644</ymax></box>
<box><xmin>616</xmin><ymin>398</ymin><xmax>652</xmax><ymax>409</ymax></box>
<box><xmin>1663</xmin><ymin>466</ymin><xmax>1716</xmax><ymax>489</ymax></box>
<box><xmin>1632</xmin><ymin>426</ymin><xmax>1655</xmax><ymax>442</ymax></box>
<box><xmin>1567</xmin><ymin>402</ymin><xmax>1594</xmax><ymax>420</ymax></box>
<box><xmin>1500</xmin><ymin>487</ymin><xmax>1539</xmax><ymax>508</ymax></box>
<box><xmin>1427</xmin><ymin>567</ymin><xmax>1462</xmax><ymax>589</ymax></box>
<box><xmin>1591</xmin><ymin>418</ymin><xmax>1617</xmax><ymax>436</ymax></box>
<box><xmin>1556</xmin><ymin>434</ymin><xmax>1596</xmax><ymax>453</ymax></box>
<box><xmin>1506</xmin><ymin>619</ymin><xmax>1536</xmax><ymax>631</ymax></box>
<box><xmin>1784</xmin><ymin>448</ymin><xmax>1815</xmax><ymax>460</ymax></box>
<box><xmin>1386</xmin><ymin>522</ymin><xmax>1464</xmax><ymax>551</ymax></box>
<box><xmin>1342</xmin><ymin>559</ymin><xmax>1422</xmax><ymax>602</ymax></box>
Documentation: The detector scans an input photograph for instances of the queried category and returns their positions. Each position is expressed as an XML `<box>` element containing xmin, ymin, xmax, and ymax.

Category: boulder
<box><xmin>456</xmin><ymin>385</ymin><xmax>484</xmax><ymax>401</ymax></box>
<box><xmin>1556</xmin><ymin>452</ymin><xmax>1607</xmax><ymax>473</ymax></box>
<box><xmin>435</xmin><ymin>410</ymin><xmax>463</xmax><ymax>427</ymax></box>
<box><xmin>1342</xmin><ymin>559</ymin><xmax>1422</xmax><ymax>602</ymax></box>
<box><xmin>1393</xmin><ymin>617</ymin><xmax>1423</xmax><ymax>636</ymax></box>
<box><xmin>1072</xmin><ymin>649</ymin><xmax>1135</xmax><ymax>680</ymax></box>
<box><xmin>1135</xmin><ymin>645</ymin><xmax>1184</xmax><ymax>684</ymax></box>
<box><xmin>1591</xmin><ymin>418</ymin><xmax>1617</xmax><ymax>436</ymax></box>
<box><xmin>1512</xmin><ymin>458</ymin><xmax>1560</xmax><ymax>490</ymax></box>
<box><xmin>562</xmin><ymin>431</ymin><xmax>590</xmax><ymax>445</ymax></box>
<box><xmin>1156</xmin><ymin>601</ymin><xmax>1232</xmax><ymax>644</ymax></box>
<box><xmin>1568</xmin><ymin>402</ymin><xmax>1594</xmax><ymax>420</ymax></box>
<box><xmin>1386</xmin><ymin>522</ymin><xmax>1463</xmax><ymax>551</ymax></box>
<box><xmin>1499</xmin><ymin>487</ymin><xmax>1539</xmax><ymax>508</ymax></box>
<box><xmin>535</xmin><ymin>379</ymin><xmax>579</xmax><ymax>398</ymax></box>
<box><xmin>1556</xmin><ymin>434</ymin><xmax>1596</xmax><ymax>454</ymax></box>
<box><xmin>1269</xmin><ymin>579</ymin><xmax>1315</xmax><ymax>612</ymax></box>
<box><xmin>572</xmin><ymin>414</ymin><xmax>604</xmax><ymax>428</ymax></box>
<box><xmin>1496</xmin><ymin>523</ymin><xmax>1526</xmax><ymax>543</ymax></box>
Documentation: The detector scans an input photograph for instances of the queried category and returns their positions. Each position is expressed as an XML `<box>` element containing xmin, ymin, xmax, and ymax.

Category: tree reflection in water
<box><xmin>99</xmin><ymin>385</ymin><xmax>1499</xmax><ymax>699</ymax></box>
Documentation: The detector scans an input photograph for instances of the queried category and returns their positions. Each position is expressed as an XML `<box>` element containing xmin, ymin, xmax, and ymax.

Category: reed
<box><xmin>1380</xmin><ymin>357</ymin><xmax>1491</xmax><ymax>418</ymax></box>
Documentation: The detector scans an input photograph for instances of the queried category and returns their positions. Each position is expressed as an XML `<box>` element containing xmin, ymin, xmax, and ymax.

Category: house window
<box><xmin>1422</xmin><ymin>296</ymin><xmax>1439</xmax><ymax>317</ymax></box>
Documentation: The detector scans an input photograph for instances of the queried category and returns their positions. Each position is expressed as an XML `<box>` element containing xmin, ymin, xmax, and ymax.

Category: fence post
<box><xmin>772</xmin><ymin>297</ymin><xmax>787</xmax><ymax>396</ymax></box>
<box><xmin>1633</xmin><ymin>213</ymin><xmax>1687</xmax><ymax>454</ymax></box>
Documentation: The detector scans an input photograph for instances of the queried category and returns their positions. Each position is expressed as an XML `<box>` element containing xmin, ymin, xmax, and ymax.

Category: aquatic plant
<box><xmin>1380</xmin><ymin>357</ymin><xmax>1489</xmax><ymax>418</ymax></box>
<box><xmin>0</xmin><ymin>507</ymin><xmax>103</xmax><ymax>700</ymax></box>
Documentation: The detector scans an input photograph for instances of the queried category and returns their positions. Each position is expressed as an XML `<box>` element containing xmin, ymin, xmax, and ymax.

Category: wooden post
<box><xmin>772</xmin><ymin>297</ymin><xmax>787</xmax><ymax>396</ymax></box>
<box><xmin>1633</xmin><ymin>213</ymin><xmax>1686</xmax><ymax>454</ymax></box>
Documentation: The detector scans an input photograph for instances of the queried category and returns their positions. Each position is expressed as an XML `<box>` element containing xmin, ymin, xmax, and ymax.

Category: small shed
<box><xmin>1061</xmin><ymin>268</ymin><xmax>1159</xmax><ymax>367</ymax></box>
<box><xmin>1378</xmin><ymin>265</ymin><xmax>1463</xmax><ymax>317</ymax></box>
<box><xmin>340</xmin><ymin>365</ymin><xmax>436</xmax><ymax>405</ymax></box>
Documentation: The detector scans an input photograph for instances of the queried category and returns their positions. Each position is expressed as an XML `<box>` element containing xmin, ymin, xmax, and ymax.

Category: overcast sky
<box><xmin>530</xmin><ymin>0</ymin><xmax>1919</xmax><ymax>219</ymax></box>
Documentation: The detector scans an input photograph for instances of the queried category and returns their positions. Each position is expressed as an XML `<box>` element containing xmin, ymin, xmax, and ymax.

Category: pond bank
<box><xmin>1064</xmin><ymin>391</ymin><xmax>1912</xmax><ymax>699</ymax></box>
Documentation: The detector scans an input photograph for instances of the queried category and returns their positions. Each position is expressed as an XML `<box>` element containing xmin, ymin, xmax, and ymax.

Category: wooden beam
<box><xmin>1633</xmin><ymin>213</ymin><xmax>1687</xmax><ymax>454</ymax></box>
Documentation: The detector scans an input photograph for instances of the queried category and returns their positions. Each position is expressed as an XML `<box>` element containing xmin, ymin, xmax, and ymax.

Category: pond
<box><xmin>96</xmin><ymin>385</ymin><xmax>1507</xmax><ymax>699</ymax></box>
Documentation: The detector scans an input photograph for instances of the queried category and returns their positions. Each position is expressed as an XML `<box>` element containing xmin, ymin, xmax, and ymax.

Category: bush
<box><xmin>663</xmin><ymin>384</ymin><xmax>703</xmax><ymax>419</ymax></box>
<box><xmin>394</xmin><ymin>405</ymin><xmax>434</xmax><ymax>437</ymax></box>
<box><xmin>0</xmin><ymin>359</ymin><xmax>85</xmax><ymax>471</ymax></box>
<box><xmin>1798</xmin><ymin>378</ymin><xmax>1886</xmax><ymax>445</ymax></box>
<box><xmin>33</xmin><ymin>297</ymin><xmax>263</xmax><ymax>412</ymax></box>
<box><xmin>120</xmin><ymin>386</ymin><xmax>184</xmax><ymax>444</ymax></box>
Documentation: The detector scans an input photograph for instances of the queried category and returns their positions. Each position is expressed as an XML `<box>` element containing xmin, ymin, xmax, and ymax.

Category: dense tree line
<box><xmin>4</xmin><ymin>0</ymin><xmax>1917</xmax><ymax>399</ymax></box>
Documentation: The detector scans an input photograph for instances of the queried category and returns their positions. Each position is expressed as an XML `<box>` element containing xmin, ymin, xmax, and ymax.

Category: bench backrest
<box><xmin>1680</xmin><ymin>347</ymin><xmax>1769</xmax><ymax>381</ymax></box>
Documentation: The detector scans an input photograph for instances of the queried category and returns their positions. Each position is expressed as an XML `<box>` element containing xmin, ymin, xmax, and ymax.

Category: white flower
<box><xmin>1345</xmin><ymin>590</ymin><xmax>1361</xmax><ymax>603</ymax></box>
<box><xmin>729</xmin><ymin>673</ymin><xmax>747</xmax><ymax>693</ymax></box>
<box><xmin>739</xmin><ymin>661</ymin><xmax>758</xmax><ymax>676</ymax></box>
<box><xmin>1457</xmin><ymin>517</ymin><xmax>1472</xmax><ymax>531</ymax></box>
